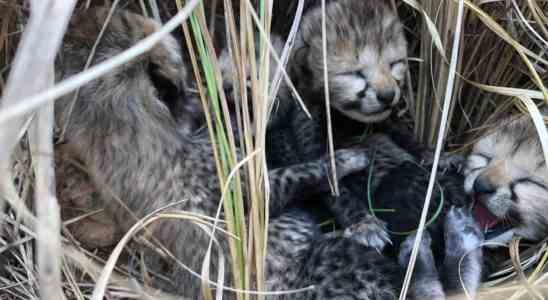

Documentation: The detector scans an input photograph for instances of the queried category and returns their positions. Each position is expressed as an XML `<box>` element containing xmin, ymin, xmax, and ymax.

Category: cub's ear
<box><xmin>292</xmin><ymin>33</ymin><xmax>306</xmax><ymax>53</ymax></box>
<box><xmin>147</xmin><ymin>61</ymin><xmax>186</xmax><ymax>120</ymax></box>
<box><xmin>289</xmin><ymin>40</ymin><xmax>311</xmax><ymax>77</ymax></box>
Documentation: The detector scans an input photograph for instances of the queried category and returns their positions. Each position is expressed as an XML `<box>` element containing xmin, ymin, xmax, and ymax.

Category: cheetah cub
<box><xmin>264</xmin><ymin>0</ymin><xmax>409</xmax><ymax>170</ymax></box>
<box><xmin>291</xmin><ymin>0</ymin><xmax>408</xmax><ymax>123</ymax></box>
<box><xmin>260</xmin><ymin>0</ymin><xmax>409</xmax><ymax>254</ymax></box>
<box><xmin>54</xmin><ymin>7</ymin><xmax>397</xmax><ymax>299</ymax></box>
<box><xmin>345</xmin><ymin>132</ymin><xmax>484</xmax><ymax>299</ymax></box>
<box><xmin>263</xmin><ymin>0</ymin><xmax>409</xmax><ymax>171</ymax></box>
<box><xmin>465</xmin><ymin>116</ymin><xmax>548</xmax><ymax>244</ymax></box>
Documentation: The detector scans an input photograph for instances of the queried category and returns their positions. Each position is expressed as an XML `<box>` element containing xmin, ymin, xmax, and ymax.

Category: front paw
<box><xmin>343</xmin><ymin>215</ymin><xmax>391</xmax><ymax>252</ymax></box>
<box><xmin>421</xmin><ymin>152</ymin><xmax>465</xmax><ymax>175</ymax></box>
<box><xmin>439</xmin><ymin>153</ymin><xmax>466</xmax><ymax>175</ymax></box>
<box><xmin>330</xmin><ymin>148</ymin><xmax>369</xmax><ymax>179</ymax></box>
<box><xmin>445</xmin><ymin>206</ymin><xmax>484</xmax><ymax>255</ymax></box>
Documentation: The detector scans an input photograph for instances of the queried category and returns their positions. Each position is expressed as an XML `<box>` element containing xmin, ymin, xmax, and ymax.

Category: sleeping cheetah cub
<box><xmin>338</xmin><ymin>132</ymin><xmax>485</xmax><ymax>299</ymax></box>
<box><xmin>465</xmin><ymin>116</ymin><xmax>548</xmax><ymax>244</ymax></box>
<box><xmin>291</xmin><ymin>0</ymin><xmax>408</xmax><ymax>123</ymax></box>
<box><xmin>222</xmin><ymin>0</ymin><xmax>408</xmax><ymax>157</ymax></box>
<box><xmin>56</xmin><ymin>7</ymin><xmax>404</xmax><ymax>299</ymax></box>
<box><xmin>264</xmin><ymin>0</ymin><xmax>408</xmax><ymax>171</ymax></box>
<box><xmin>261</xmin><ymin>0</ymin><xmax>409</xmax><ymax>252</ymax></box>
<box><xmin>263</xmin><ymin>0</ymin><xmax>409</xmax><ymax>173</ymax></box>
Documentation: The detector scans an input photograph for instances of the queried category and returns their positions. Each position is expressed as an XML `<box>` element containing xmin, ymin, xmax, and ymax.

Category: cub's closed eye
<box><xmin>465</xmin><ymin>153</ymin><xmax>491</xmax><ymax>172</ymax></box>
<box><xmin>354</xmin><ymin>71</ymin><xmax>366</xmax><ymax>79</ymax></box>
<box><xmin>470</xmin><ymin>153</ymin><xmax>491</xmax><ymax>162</ymax></box>
<box><xmin>513</xmin><ymin>178</ymin><xmax>548</xmax><ymax>191</ymax></box>
<box><xmin>390</xmin><ymin>59</ymin><xmax>405</xmax><ymax>68</ymax></box>
<box><xmin>338</xmin><ymin>71</ymin><xmax>366</xmax><ymax>79</ymax></box>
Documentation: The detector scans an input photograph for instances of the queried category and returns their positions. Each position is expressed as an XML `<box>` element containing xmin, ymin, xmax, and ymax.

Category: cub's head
<box><xmin>291</xmin><ymin>0</ymin><xmax>407</xmax><ymax>123</ymax></box>
<box><xmin>464</xmin><ymin>117</ymin><xmax>548</xmax><ymax>240</ymax></box>
<box><xmin>219</xmin><ymin>34</ymin><xmax>287</xmax><ymax>97</ymax></box>
<box><xmin>57</xmin><ymin>7</ymin><xmax>204</xmax><ymax>136</ymax></box>
<box><xmin>218</xmin><ymin>34</ymin><xmax>291</xmax><ymax>130</ymax></box>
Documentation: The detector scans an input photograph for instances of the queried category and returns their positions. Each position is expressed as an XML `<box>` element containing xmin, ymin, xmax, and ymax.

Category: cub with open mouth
<box><xmin>464</xmin><ymin>115</ymin><xmax>548</xmax><ymax>244</ymax></box>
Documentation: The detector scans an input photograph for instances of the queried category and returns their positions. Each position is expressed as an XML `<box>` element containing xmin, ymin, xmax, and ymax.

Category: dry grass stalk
<box><xmin>0</xmin><ymin>1</ymin><xmax>77</xmax><ymax>299</ymax></box>
<box><xmin>90</xmin><ymin>209</ymin><xmax>222</xmax><ymax>300</ymax></box>
<box><xmin>63</xmin><ymin>245</ymin><xmax>181</xmax><ymax>300</ymax></box>
<box><xmin>399</xmin><ymin>1</ymin><xmax>466</xmax><ymax>298</ymax></box>
<box><xmin>178</xmin><ymin>3</ymin><xmax>245</xmax><ymax>298</ymax></box>
<box><xmin>177</xmin><ymin>5</ymin><xmax>235</xmax><ymax>299</ymax></box>
<box><xmin>509</xmin><ymin>239</ymin><xmax>544</xmax><ymax>299</ymax></box>
<box><xmin>28</xmin><ymin>97</ymin><xmax>64</xmax><ymax>300</ymax></box>
<box><xmin>320</xmin><ymin>0</ymin><xmax>339</xmax><ymax>195</ymax></box>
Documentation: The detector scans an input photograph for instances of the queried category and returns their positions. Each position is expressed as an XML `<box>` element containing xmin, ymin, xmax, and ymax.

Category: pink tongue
<box><xmin>473</xmin><ymin>200</ymin><xmax>500</xmax><ymax>229</ymax></box>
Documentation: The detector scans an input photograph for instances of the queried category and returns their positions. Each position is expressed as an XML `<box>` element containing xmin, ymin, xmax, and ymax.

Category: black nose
<box><xmin>377</xmin><ymin>90</ymin><xmax>396</xmax><ymax>105</ymax></box>
<box><xmin>473</xmin><ymin>175</ymin><xmax>496</xmax><ymax>194</ymax></box>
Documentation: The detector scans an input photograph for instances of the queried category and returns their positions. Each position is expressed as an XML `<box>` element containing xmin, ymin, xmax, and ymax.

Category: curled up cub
<box><xmin>55</xmin><ymin>6</ymin><xmax>406</xmax><ymax>299</ymax></box>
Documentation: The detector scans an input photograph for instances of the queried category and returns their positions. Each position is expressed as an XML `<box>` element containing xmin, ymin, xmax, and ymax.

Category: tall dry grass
<box><xmin>0</xmin><ymin>0</ymin><xmax>548</xmax><ymax>299</ymax></box>
<box><xmin>407</xmin><ymin>0</ymin><xmax>548</xmax><ymax>148</ymax></box>
<box><xmin>401</xmin><ymin>1</ymin><xmax>548</xmax><ymax>299</ymax></box>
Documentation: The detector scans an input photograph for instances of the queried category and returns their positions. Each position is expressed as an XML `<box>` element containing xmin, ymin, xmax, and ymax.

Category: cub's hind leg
<box><xmin>398</xmin><ymin>231</ymin><xmax>445</xmax><ymax>300</ymax></box>
<box><xmin>332</xmin><ymin>187</ymin><xmax>391</xmax><ymax>251</ymax></box>
<box><xmin>265</xmin><ymin>209</ymin><xmax>320</xmax><ymax>297</ymax></box>
<box><xmin>300</xmin><ymin>236</ymin><xmax>401</xmax><ymax>300</ymax></box>
<box><xmin>443</xmin><ymin>206</ymin><xmax>484</xmax><ymax>299</ymax></box>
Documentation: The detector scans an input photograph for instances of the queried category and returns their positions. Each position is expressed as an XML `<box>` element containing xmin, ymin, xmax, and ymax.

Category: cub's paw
<box><xmin>445</xmin><ymin>206</ymin><xmax>484</xmax><ymax>255</ymax></box>
<box><xmin>421</xmin><ymin>152</ymin><xmax>465</xmax><ymax>174</ymax></box>
<box><xmin>439</xmin><ymin>153</ymin><xmax>466</xmax><ymax>175</ymax></box>
<box><xmin>330</xmin><ymin>148</ymin><xmax>369</xmax><ymax>179</ymax></box>
<box><xmin>343</xmin><ymin>215</ymin><xmax>391</xmax><ymax>252</ymax></box>
<box><xmin>398</xmin><ymin>231</ymin><xmax>433</xmax><ymax>267</ymax></box>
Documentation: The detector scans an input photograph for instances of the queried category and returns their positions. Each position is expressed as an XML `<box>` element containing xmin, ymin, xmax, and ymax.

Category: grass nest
<box><xmin>1</xmin><ymin>0</ymin><xmax>548</xmax><ymax>299</ymax></box>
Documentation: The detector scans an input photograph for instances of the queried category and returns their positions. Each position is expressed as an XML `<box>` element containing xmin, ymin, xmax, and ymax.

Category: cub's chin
<box><xmin>333</xmin><ymin>106</ymin><xmax>393</xmax><ymax>123</ymax></box>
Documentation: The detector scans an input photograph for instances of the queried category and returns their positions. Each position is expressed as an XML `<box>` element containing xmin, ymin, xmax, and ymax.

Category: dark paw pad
<box><xmin>445</xmin><ymin>206</ymin><xmax>484</xmax><ymax>254</ymax></box>
<box><xmin>343</xmin><ymin>216</ymin><xmax>391</xmax><ymax>251</ymax></box>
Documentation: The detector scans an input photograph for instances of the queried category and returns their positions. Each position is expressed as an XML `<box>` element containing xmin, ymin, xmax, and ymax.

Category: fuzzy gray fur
<box><xmin>357</xmin><ymin>134</ymin><xmax>484</xmax><ymax>299</ymax></box>
<box><xmin>54</xmin><ymin>7</ymin><xmax>404</xmax><ymax>299</ymax></box>
<box><xmin>290</xmin><ymin>0</ymin><xmax>407</xmax><ymax>123</ymax></box>
<box><xmin>263</xmin><ymin>0</ymin><xmax>409</xmax><ymax>244</ymax></box>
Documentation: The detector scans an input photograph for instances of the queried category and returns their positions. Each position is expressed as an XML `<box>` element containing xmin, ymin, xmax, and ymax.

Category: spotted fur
<box><xmin>55</xmin><ymin>7</ymin><xmax>393</xmax><ymax>299</ymax></box>
<box><xmin>263</xmin><ymin>0</ymin><xmax>409</xmax><ymax>234</ymax></box>
<box><xmin>270</xmin><ymin>124</ymin><xmax>485</xmax><ymax>298</ymax></box>
<box><xmin>349</xmin><ymin>133</ymin><xmax>484</xmax><ymax>299</ymax></box>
